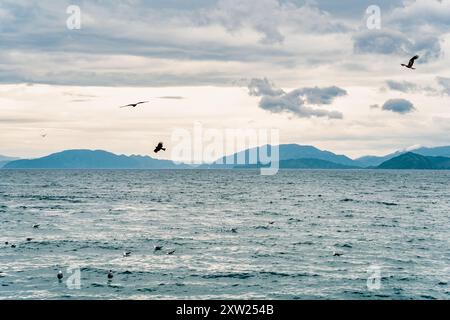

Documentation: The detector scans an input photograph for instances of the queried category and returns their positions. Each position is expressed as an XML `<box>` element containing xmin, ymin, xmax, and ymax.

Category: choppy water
<box><xmin>0</xmin><ymin>170</ymin><xmax>449</xmax><ymax>300</ymax></box>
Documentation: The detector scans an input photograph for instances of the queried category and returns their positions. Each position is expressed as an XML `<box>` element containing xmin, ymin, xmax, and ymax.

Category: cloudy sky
<box><xmin>1</xmin><ymin>0</ymin><xmax>450</xmax><ymax>159</ymax></box>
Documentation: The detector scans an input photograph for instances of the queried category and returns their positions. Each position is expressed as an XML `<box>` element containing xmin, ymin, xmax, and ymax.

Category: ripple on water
<box><xmin>0</xmin><ymin>170</ymin><xmax>449</xmax><ymax>299</ymax></box>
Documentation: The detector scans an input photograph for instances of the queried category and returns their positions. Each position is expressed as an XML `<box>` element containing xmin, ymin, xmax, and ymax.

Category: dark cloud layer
<box><xmin>0</xmin><ymin>1</ymin><xmax>449</xmax><ymax>87</ymax></box>
<box><xmin>382</xmin><ymin>98</ymin><xmax>415</xmax><ymax>114</ymax></box>
<box><xmin>386</xmin><ymin>80</ymin><xmax>418</xmax><ymax>93</ymax></box>
<box><xmin>248</xmin><ymin>78</ymin><xmax>346</xmax><ymax>119</ymax></box>
<box><xmin>353</xmin><ymin>30</ymin><xmax>441</xmax><ymax>62</ymax></box>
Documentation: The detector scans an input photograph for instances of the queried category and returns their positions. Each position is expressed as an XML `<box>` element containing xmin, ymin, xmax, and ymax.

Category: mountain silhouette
<box><xmin>377</xmin><ymin>152</ymin><xmax>450</xmax><ymax>170</ymax></box>
<box><xmin>3</xmin><ymin>145</ymin><xmax>450</xmax><ymax>170</ymax></box>
<box><xmin>3</xmin><ymin>150</ymin><xmax>183</xmax><ymax>169</ymax></box>
<box><xmin>204</xmin><ymin>144</ymin><xmax>359</xmax><ymax>168</ymax></box>
<box><xmin>235</xmin><ymin>158</ymin><xmax>359</xmax><ymax>169</ymax></box>
<box><xmin>356</xmin><ymin>146</ymin><xmax>450</xmax><ymax>167</ymax></box>
<box><xmin>0</xmin><ymin>155</ymin><xmax>20</xmax><ymax>168</ymax></box>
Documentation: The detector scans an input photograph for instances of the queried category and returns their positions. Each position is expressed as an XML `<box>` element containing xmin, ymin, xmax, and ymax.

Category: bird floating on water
<box><xmin>119</xmin><ymin>101</ymin><xmax>149</xmax><ymax>108</ymax></box>
<box><xmin>154</xmin><ymin>246</ymin><xmax>163</xmax><ymax>251</ymax></box>
<box><xmin>154</xmin><ymin>142</ymin><xmax>166</xmax><ymax>153</ymax></box>
<box><xmin>123</xmin><ymin>251</ymin><xmax>131</xmax><ymax>257</ymax></box>
<box><xmin>57</xmin><ymin>271</ymin><xmax>63</xmax><ymax>280</ymax></box>
<box><xmin>167</xmin><ymin>250</ymin><xmax>176</xmax><ymax>255</ymax></box>
<box><xmin>333</xmin><ymin>251</ymin><xmax>343</xmax><ymax>257</ymax></box>
<box><xmin>33</xmin><ymin>224</ymin><xmax>40</xmax><ymax>229</ymax></box>
<box><xmin>107</xmin><ymin>270</ymin><xmax>114</xmax><ymax>279</ymax></box>
<box><xmin>401</xmin><ymin>55</ymin><xmax>419</xmax><ymax>70</ymax></box>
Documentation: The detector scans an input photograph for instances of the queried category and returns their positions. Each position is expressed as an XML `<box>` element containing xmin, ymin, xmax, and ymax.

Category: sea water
<box><xmin>0</xmin><ymin>170</ymin><xmax>449</xmax><ymax>299</ymax></box>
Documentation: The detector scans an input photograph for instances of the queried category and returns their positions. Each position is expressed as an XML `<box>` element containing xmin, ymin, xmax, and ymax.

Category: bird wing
<box><xmin>408</xmin><ymin>55</ymin><xmax>419</xmax><ymax>67</ymax></box>
<box><xmin>136</xmin><ymin>101</ymin><xmax>149</xmax><ymax>105</ymax></box>
<box><xmin>119</xmin><ymin>104</ymin><xmax>132</xmax><ymax>108</ymax></box>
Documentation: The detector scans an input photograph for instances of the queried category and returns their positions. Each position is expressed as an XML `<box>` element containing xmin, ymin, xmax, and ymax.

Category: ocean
<box><xmin>0</xmin><ymin>170</ymin><xmax>449</xmax><ymax>299</ymax></box>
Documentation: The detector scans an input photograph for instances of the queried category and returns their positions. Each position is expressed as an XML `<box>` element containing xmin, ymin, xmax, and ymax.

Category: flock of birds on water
<box><xmin>6</xmin><ymin>55</ymin><xmax>420</xmax><ymax>282</ymax></box>
<box><xmin>4</xmin><ymin>223</ymin><xmax>177</xmax><ymax>281</ymax></box>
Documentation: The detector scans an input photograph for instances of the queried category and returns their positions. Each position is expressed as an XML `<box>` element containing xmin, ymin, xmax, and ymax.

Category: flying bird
<box><xmin>41</xmin><ymin>134</ymin><xmax>47</xmax><ymax>138</ymax></box>
<box><xmin>119</xmin><ymin>101</ymin><xmax>149</xmax><ymax>108</ymax></box>
<box><xmin>401</xmin><ymin>55</ymin><xmax>419</xmax><ymax>70</ymax></box>
<box><xmin>154</xmin><ymin>142</ymin><xmax>166</xmax><ymax>153</ymax></box>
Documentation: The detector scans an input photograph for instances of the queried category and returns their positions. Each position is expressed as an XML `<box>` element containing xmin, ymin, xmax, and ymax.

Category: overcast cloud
<box><xmin>1</xmin><ymin>0</ymin><xmax>450</xmax><ymax>158</ymax></box>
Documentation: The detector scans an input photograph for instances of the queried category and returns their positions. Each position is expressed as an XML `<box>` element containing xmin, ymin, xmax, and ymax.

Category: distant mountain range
<box><xmin>203</xmin><ymin>144</ymin><xmax>357</xmax><ymax>169</ymax></box>
<box><xmin>0</xmin><ymin>155</ymin><xmax>18</xmax><ymax>161</ymax></box>
<box><xmin>0</xmin><ymin>155</ymin><xmax>20</xmax><ymax>168</ymax></box>
<box><xmin>235</xmin><ymin>158</ymin><xmax>359</xmax><ymax>170</ymax></box>
<box><xmin>355</xmin><ymin>146</ymin><xmax>450</xmax><ymax>167</ymax></box>
<box><xmin>2</xmin><ymin>150</ymin><xmax>185</xmax><ymax>169</ymax></box>
<box><xmin>2</xmin><ymin>145</ymin><xmax>450</xmax><ymax>170</ymax></box>
<box><xmin>377</xmin><ymin>152</ymin><xmax>450</xmax><ymax>170</ymax></box>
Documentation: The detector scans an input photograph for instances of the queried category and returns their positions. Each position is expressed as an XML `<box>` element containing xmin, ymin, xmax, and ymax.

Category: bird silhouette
<box><xmin>154</xmin><ymin>142</ymin><xmax>166</xmax><ymax>153</ymax></box>
<box><xmin>119</xmin><ymin>101</ymin><xmax>149</xmax><ymax>108</ymax></box>
<box><xmin>401</xmin><ymin>55</ymin><xmax>419</xmax><ymax>70</ymax></box>
<box><xmin>123</xmin><ymin>251</ymin><xmax>131</xmax><ymax>257</ymax></box>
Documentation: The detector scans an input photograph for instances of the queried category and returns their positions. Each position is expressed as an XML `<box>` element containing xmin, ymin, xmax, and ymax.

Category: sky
<box><xmin>1</xmin><ymin>0</ymin><xmax>450</xmax><ymax>160</ymax></box>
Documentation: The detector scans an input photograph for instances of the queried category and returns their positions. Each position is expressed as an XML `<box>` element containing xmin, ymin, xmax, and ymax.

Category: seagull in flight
<box><xmin>41</xmin><ymin>134</ymin><xmax>47</xmax><ymax>138</ymax></box>
<box><xmin>401</xmin><ymin>55</ymin><xmax>419</xmax><ymax>70</ymax></box>
<box><xmin>119</xmin><ymin>101</ymin><xmax>149</xmax><ymax>108</ymax></box>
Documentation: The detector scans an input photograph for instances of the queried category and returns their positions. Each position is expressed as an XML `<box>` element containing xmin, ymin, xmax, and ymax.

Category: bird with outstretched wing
<box><xmin>401</xmin><ymin>55</ymin><xmax>419</xmax><ymax>70</ymax></box>
<box><xmin>154</xmin><ymin>142</ymin><xmax>166</xmax><ymax>153</ymax></box>
<box><xmin>119</xmin><ymin>101</ymin><xmax>149</xmax><ymax>108</ymax></box>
